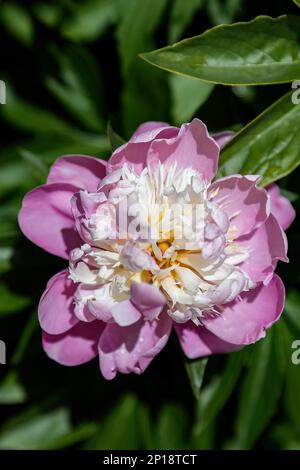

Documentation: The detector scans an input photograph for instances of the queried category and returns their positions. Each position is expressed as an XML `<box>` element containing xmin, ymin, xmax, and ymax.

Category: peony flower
<box><xmin>18</xmin><ymin>119</ymin><xmax>295</xmax><ymax>379</ymax></box>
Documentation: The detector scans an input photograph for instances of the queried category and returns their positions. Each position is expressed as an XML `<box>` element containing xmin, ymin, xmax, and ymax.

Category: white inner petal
<box><xmin>69</xmin><ymin>163</ymin><xmax>252</xmax><ymax>324</ymax></box>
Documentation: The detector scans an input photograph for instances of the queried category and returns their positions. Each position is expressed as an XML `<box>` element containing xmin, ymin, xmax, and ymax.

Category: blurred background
<box><xmin>0</xmin><ymin>0</ymin><xmax>300</xmax><ymax>450</ymax></box>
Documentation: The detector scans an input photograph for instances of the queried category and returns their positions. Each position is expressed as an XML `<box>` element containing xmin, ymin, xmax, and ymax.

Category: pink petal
<box><xmin>74</xmin><ymin>302</ymin><xmax>95</xmax><ymax>322</ymax></box>
<box><xmin>47</xmin><ymin>155</ymin><xmax>107</xmax><ymax>192</ymax></box>
<box><xmin>98</xmin><ymin>314</ymin><xmax>172</xmax><ymax>379</ymax></box>
<box><xmin>237</xmin><ymin>214</ymin><xmax>288</xmax><ymax>285</ymax></box>
<box><xmin>212</xmin><ymin>131</ymin><xmax>235</xmax><ymax>148</ymax></box>
<box><xmin>18</xmin><ymin>183</ymin><xmax>81</xmax><ymax>259</ymax></box>
<box><xmin>267</xmin><ymin>183</ymin><xmax>296</xmax><ymax>231</ymax></box>
<box><xmin>107</xmin><ymin>126</ymin><xmax>179</xmax><ymax>175</ymax></box>
<box><xmin>111</xmin><ymin>300</ymin><xmax>142</xmax><ymax>327</ymax></box>
<box><xmin>131</xmin><ymin>121</ymin><xmax>170</xmax><ymax>141</ymax></box>
<box><xmin>130</xmin><ymin>282</ymin><xmax>166</xmax><ymax>320</ymax></box>
<box><xmin>120</xmin><ymin>241</ymin><xmax>159</xmax><ymax>272</ymax></box>
<box><xmin>204</xmin><ymin>274</ymin><xmax>285</xmax><ymax>345</ymax></box>
<box><xmin>210</xmin><ymin>175</ymin><xmax>270</xmax><ymax>238</ymax></box>
<box><xmin>147</xmin><ymin>118</ymin><xmax>219</xmax><ymax>182</ymax></box>
<box><xmin>88</xmin><ymin>300</ymin><xmax>113</xmax><ymax>322</ymax></box>
<box><xmin>42</xmin><ymin>321</ymin><xmax>104</xmax><ymax>366</ymax></box>
<box><xmin>39</xmin><ymin>269</ymin><xmax>78</xmax><ymax>335</ymax></box>
<box><xmin>174</xmin><ymin>322</ymin><xmax>240</xmax><ymax>359</ymax></box>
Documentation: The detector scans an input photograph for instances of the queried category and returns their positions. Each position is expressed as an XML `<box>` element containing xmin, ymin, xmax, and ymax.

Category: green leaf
<box><xmin>0</xmin><ymin>2</ymin><xmax>33</xmax><ymax>46</ymax></box>
<box><xmin>280</xmin><ymin>188</ymin><xmax>299</xmax><ymax>202</ymax></box>
<box><xmin>0</xmin><ymin>223</ymin><xmax>18</xmax><ymax>244</ymax></box>
<box><xmin>107</xmin><ymin>122</ymin><xmax>126</xmax><ymax>152</ymax></box>
<box><xmin>141</xmin><ymin>16</ymin><xmax>300</xmax><ymax>85</ymax></box>
<box><xmin>0</xmin><ymin>247</ymin><xmax>12</xmax><ymax>275</ymax></box>
<box><xmin>0</xmin><ymin>200</ymin><xmax>20</xmax><ymax>245</ymax></box>
<box><xmin>46</xmin><ymin>45</ymin><xmax>105</xmax><ymax>132</ymax></box>
<box><xmin>11</xmin><ymin>312</ymin><xmax>38</xmax><ymax>366</ymax></box>
<box><xmin>0</xmin><ymin>408</ymin><xmax>71</xmax><ymax>449</ymax></box>
<box><xmin>230</xmin><ymin>326</ymin><xmax>286</xmax><ymax>449</ymax></box>
<box><xmin>206</xmin><ymin>0</ymin><xmax>244</xmax><ymax>26</ymax></box>
<box><xmin>0</xmin><ymin>372</ymin><xmax>26</xmax><ymax>405</ymax></box>
<box><xmin>84</xmin><ymin>394</ymin><xmax>142</xmax><ymax>450</ymax></box>
<box><xmin>0</xmin><ymin>133</ymin><xmax>109</xmax><ymax>188</ymax></box>
<box><xmin>155</xmin><ymin>403</ymin><xmax>189</xmax><ymax>449</ymax></box>
<box><xmin>19</xmin><ymin>149</ymin><xmax>48</xmax><ymax>183</ymax></box>
<box><xmin>16</xmin><ymin>132</ymin><xmax>110</xmax><ymax>165</ymax></box>
<box><xmin>137</xmin><ymin>405</ymin><xmax>154</xmax><ymax>450</ymax></box>
<box><xmin>0</xmin><ymin>160</ymin><xmax>31</xmax><ymax>196</ymax></box>
<box><xmin>168</xmin><ymin>0</ymin><xmax>204</xmax><ymax>44</ymax></box>
<box><xmin>293</xmin><ymin>0</ymin><xmax>300</xmax><ymax>8</ymax></box>
<box><xmin>61</xmin><ymin>0</ymin><xmax>116</xmax><ymax>42</ymax></box>
<box><xmin>219</xmin><ymin>92</ymin><xmax>300</xmax><ymax>186</ymax></box>
<box><xmin>121</xmin><ymin>60</ymin><xmax>170</xmax><ymax>136</ymax></box>
<box><xmin>33</xmin><ymin>3</ymin><xmax>62</xmax><ymax>27</ymax></box>
<box><xmin>117</xmin><ymin>0</ymin><xmax>168</xmax><ymax>77</ymax></box>
<box><xmin>185</xmin><ymin>358</ymin><xmax>208</xmax><ymax>400</ymax></box>
<box><xmin>285</xmin><ymin>290</ymin><xmax>300</xmax><ymax>332</ymax></box>
<box><xmin>0</xmin><ymin>313</ymin><xmax>35</xmax><ymax>404</ymax></box>
<box><xmin>47</xmin><ymin>423</ymin><xmax>98</xmax><ymax>449</ymax></box>
<box><xmin>283</xmin><ymin>321</ymin><xmax>300</xmax><ymax>431</ymax></box>
<box><xmin>232</xmin><ymin>85</ymin><xmax>257</xmax><ymax>103</ymax></box>
<box><xmin>270</xmin><ymin>422</ymin><xmax>300</xmax><ymax>450</ymax></box>
<box><xmin>170</xmin><ymin>75</ymin><xmax>213</xmax><ymax>125</ymax></box>
<box><xmin>1</xmin><ymin>87</ymin><xmax>76</xmax><ymax>134</ymax></box>
<box><xmin>0</xmin><ymin>284</ymin><xmax>30</xmax><ymax>316</ymax></box>
<box><xmin>194</xmin><ymin>420</ymin><xmax>216</xmax><ymax>449</ymax></box>
<box><xmin>194</xmin><ymin>349</ymin><xmax>246</xmax><ymax>438</ymax></box>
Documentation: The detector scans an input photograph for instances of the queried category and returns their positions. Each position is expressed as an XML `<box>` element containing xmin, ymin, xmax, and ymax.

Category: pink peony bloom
<box><xmin>18</xmin><ymin>119</ymin><xmax>295</xmax><ymax>379</ymax></box>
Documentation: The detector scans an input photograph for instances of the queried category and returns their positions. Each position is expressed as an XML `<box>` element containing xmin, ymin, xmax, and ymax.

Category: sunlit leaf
<box><xmin>141</xmin><ymin>16</ymin><xmax>300</xmax><ymax>85</ymax></box>
<box><xmin>219</xmin><ymin>92</ymin><xmax>300</xmax><ymax>186</ymax></box>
